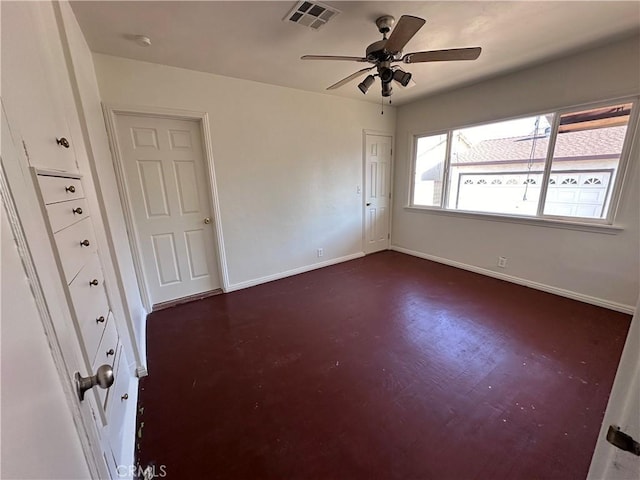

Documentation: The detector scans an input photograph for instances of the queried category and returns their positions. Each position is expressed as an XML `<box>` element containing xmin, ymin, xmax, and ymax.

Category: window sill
<box><xmin>403</xmin><ymin>206</ymin><xmax>624</xmax><ymax>235</ymax></box>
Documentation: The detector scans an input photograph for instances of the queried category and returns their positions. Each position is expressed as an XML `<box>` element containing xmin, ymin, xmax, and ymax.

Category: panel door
<box><xmin>115</xmin><ymin>114</ymin><xmax>221</xmax><ymax>305</ymax></box>
<box><xmin>364</xmin><ymin>134</ymin><xmax>392</xmax><ymax>254</ymax></box>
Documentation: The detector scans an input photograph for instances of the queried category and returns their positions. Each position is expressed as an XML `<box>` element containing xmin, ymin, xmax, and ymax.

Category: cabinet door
<box><xmin>1</xmin><ymin>2</ymin><xmax>78</xmax><ymax>172</ymax></box>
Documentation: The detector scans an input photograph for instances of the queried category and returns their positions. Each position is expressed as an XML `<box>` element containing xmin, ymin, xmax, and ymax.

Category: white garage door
<box><xmin>456</xmin><ymin>170</ymin><xmax>612</xmax><ymax>218</ymax></box>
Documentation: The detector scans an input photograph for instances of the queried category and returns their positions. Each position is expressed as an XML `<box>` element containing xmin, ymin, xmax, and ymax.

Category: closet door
<box><xmin>1</xmin><ymin>1</ymin><xmax>78</xmax><ymax>172</ymax></box>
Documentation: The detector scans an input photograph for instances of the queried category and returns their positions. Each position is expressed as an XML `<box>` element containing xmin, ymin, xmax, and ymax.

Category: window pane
<box><xmin>543</xmin><ymin>102</ymin><xmax>633</xmax><ymax>219</ymax></box>
<box><xmin>447</xmin><ymin>115</ymin><xmax>553</xmax><ymax>215</ymax></box>
<box><xmin>412</xmin><ymin>133</ymin><xmax>447</xmax><ymax>206</ymax></box>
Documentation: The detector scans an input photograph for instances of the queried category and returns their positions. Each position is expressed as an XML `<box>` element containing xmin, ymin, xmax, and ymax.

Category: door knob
<box><xmin>75</xmin><ymin>365</ymin><xmax>114</xmax><ymax>401</ymax></box>
<box><xmin>56</xmin><ymin>137</ymin><xmax>70</xmax><ymax>148</ymax></box>
<box><xmin>204</xmin><ymin>217</ymin><xmax>211</xmax><ymax>224</ymax></box>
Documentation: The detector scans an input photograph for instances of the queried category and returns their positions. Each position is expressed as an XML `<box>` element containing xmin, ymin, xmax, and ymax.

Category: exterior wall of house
<box><xmin>393</xmin><ymin>35</ymin><xmax>640</xmax><ymax>310</ymax></box>
<box><xmin>92</xmin><ymin>54</ymin><xmax>396</xmax><ymax>289</ymax></box>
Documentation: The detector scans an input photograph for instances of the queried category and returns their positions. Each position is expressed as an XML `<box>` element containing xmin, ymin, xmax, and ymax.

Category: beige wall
<box><xmin>92</xmin><ymin>54</ymin><xmax>395</xmax><ymax>288</ymax></box>
<box><xmin>393</xmin><ymin>35</ymin><xmax>640</xmax><ymax>310</ymax></box>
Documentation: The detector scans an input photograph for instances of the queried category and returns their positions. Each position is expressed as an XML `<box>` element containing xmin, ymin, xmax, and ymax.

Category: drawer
<box><xmin>92</xmin><ymin>313</ymin><xmax>118</xmax><ymax>409</ymax></box>
<box><xmin>92</xmin><ymin>311</ymin><xmax>118</xmax><ymax>369</ymax></box>
<box><xmin>38</xmin><ymin>175</ymin><xmax>84</xmax><ymax>204</ymax></box>
<box><xmin>106</xmin><ymin>346</ymin><xmax>131</xmax><ymax>457</ymax></box>
<box><xmin>46</xmin><ymin>198</ymin><xmax>89</xmax><ymax>233</ymax></box>
<box><xmin>54</xmin><ymin>217</ymin><xmax>96</xmax><ymax>283</ymax></box>
<box><xmin>69</xmin><ymin>254</ymin><xmax>110</xmax><ymax>359</ymax></box>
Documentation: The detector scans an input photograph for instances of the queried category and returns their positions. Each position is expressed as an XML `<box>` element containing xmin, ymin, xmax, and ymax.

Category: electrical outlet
<box><xmin>497</xmin><ymin>256</ymin><xmax>507</xmax><ymax>268</ymax></box>
<box><xmin>317</xmin><ymin>248</ymin><xmax>324</xmax><ymax>258</ymax></box>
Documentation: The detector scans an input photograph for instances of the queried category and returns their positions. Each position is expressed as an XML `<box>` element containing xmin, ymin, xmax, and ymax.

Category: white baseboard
<box><xmin>226</xmin><ymin>252</ymin><xmax>366</xmax><ymax>293</ymax></box>
<box><xmin>390</xmin><ymin>245</ymin><xmax>635</xmax><ymax>315</ymax></box>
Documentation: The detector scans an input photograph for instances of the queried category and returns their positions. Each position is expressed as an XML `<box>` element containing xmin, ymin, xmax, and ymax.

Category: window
<box><xmin>410</xmin><ymin>99</ymin><xmax>637</xmax><ymax>224</ymax></box>
<box><xmin>411</xmin><ymin>133</ymin><xmax>448</xmax><ymax>207</ymax></box>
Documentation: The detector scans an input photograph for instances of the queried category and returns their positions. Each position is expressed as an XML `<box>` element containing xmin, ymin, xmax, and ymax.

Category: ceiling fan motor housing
<box><xmin>366</xmin><ymin>40</ymin><xmax>394</xmax><ymax>62</ymax></box>
<box><xmin>375</xmin><ymin>15</ymin><xmax>395</xmax><ymax>35</ymax></box>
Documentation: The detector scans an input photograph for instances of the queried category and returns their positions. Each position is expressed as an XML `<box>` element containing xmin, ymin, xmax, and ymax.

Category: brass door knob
<box><xmin>65</xmin><ymin>185</ymin><xmax>76</xmax><ymax>193</ymax></box>
<box><xmin>121</xmin><ymin>393</ymin><xmax>129</xmax><ymax>401</ymax></box>
<box><xmin>106</xmin><ymin>348</ymin><xmax>115</xmax><ymax>357</ymax></box>
<box><xmin>80</xmin><ymin>239</ymin><xmax>90</xmax><ymax>247</ymax></box>
<box><xmin>89</xmin><ymin>279</ymin><xmax>99</xmax><ymax>286</ymax></box>
<box><xmin>204</xmin><ymin>217</ymin><xmax>211</xmax><ymax>224</ymax></box>
<box><xmin>96</xmin><ymin>316</ymin><xmax>105</xmax><ymax>324</ymax></box>
<box><xmin>56</xmin><ymin>137</ymin><xmax>70</xmax><ymax>148</ymax></box>
<box><xmin>72</xmin><ymin>207</ymin><xmax>83</xmax><ymax>215</ymax></box>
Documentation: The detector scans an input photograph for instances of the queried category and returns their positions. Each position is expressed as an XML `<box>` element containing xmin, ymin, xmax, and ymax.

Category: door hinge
<box><xmin>606</xmin><ymin>425</ymin><xmax>640</xmax><ymax>456</ymax></box>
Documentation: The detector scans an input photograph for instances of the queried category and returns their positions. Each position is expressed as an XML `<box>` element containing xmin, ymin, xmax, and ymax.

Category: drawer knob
<box><xmin>106</xmin><ymin>348</ymin><xmax>115</xmax><ymax>357</ymax></box>
<box><xmin>56</xmin><ymin>137</ymin><xmax>70</xmax><ymax>148</ymax></box>
<box><xmin>73</xmin><ymin>207</ymin><xmax>83</xmax><ymax>215</ymax></box>
<box><xmin>80</xmin><ymin>239</ymin><xmax>90</xmax><ymax>247</ymax></box>
<box><xmin>75</xmin><ymin>365</ymin><xmax>113</xmax><ymax>401</ymax></box>
<box><xmin>65</xmin><ymin>185</ymin><xmax>76</xmax><ymax>193</ymax></box>
<box><xmin>121</xmin><ymin>393</ymin><xmax>129</xmax><ymax>401</ymax></box>
<box><xmin>96</xmin><ymin>316</ymin><xmax>105</xmax><ymax>324</ymax></box>
<box><xmin>89</xmin><ymin>279</ymin><xmax>99</xmax><ymax>286</ymax></box>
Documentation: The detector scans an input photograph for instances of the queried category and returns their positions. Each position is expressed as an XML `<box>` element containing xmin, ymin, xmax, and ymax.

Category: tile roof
<box><xmin>453</xmin><ymin>125</ymin><xmax>627</xmax><ymax>164</ymax></box>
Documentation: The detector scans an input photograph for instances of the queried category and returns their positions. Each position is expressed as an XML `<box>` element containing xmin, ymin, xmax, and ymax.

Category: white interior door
<box><xmin>115</xmin><ymin>114</ymin><xmax>221</xmax><ymax>306</ymax></box>
<box><xmin>587</xmin><ymin>302</ymin><xmax>640</xmax><ymax>479</ymax></box>
<box><xmin>364</xmin><ymin>133</ymin><xmax>392</xmax><ymax>254</ymax></box>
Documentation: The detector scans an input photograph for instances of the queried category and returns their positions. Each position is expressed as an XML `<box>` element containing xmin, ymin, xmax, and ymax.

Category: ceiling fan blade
<box><xmin>301</xmin><ymin>55</ymin><xmax>368</xmax><ymax>62</ymax></box>
<box><xmin>384</xmin><ymin>15</ymin><xmax>426</xmax><ymax>54</ymax></box>
<box><xmin>327</xmin><ymin>67</ymin><xmax>376</xmax><ymax>90</ymax></box>
<box><xmin>403</xmin><ymin>47</ymin><xmax>482</xmax><ymax>63</ymax></box>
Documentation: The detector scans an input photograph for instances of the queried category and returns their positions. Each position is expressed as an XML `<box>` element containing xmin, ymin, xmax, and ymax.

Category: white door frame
<box><xmin>362</xmin><ymin>129</ymin><xmax>395</xmax><ymax>253</ymax></box>
<box><xmin>103</xmin><ymin>104</ymin><xmax>229</xmax><ymax>311</ymax></box>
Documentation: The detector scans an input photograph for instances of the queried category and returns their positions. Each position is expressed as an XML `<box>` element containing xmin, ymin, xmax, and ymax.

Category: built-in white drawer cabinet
<box><xmin>38</xmin><ymin>175</ymin><xmax>84</xmax><ymax>204</ymax></box>
<box><xmin>54</xmin><ymin>217</ymin><xmax>97</xmax><ymax>283</ymax></box>
<box><xmin>46</xmin><ymin>198</ymin><xmax>88</xmax><ymax>233</ymax></box>
<box><xmin>106</xmin><ymin>346</ymin><xmax>131</xmax><ymax>463</ymax></box>
<box><xmin>33</xmin><ymin>170</ymin><xmax>123</xmax><ymax>418</ymax></box>
<box><xmin>69</xmin><ymin>253</ymin><xmax>110</xmax><ymax>361</ymax></box>
<box><xmin>92</xmin><ymin>312</ymin><xmax>119</xmax><ymax>408</ymax></box>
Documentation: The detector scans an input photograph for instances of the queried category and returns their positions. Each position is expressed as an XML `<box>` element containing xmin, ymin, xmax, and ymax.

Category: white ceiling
<box><xmin>70</xmin><ymin>1</ymin><xmax>640</xmax><ymax>106</ymax></box>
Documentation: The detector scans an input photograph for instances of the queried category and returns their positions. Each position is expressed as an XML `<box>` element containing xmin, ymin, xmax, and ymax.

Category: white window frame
<box><xmin>407</xmin><ymin>96</ymin><xmax>639</xmax><ymax>229</ymax></box>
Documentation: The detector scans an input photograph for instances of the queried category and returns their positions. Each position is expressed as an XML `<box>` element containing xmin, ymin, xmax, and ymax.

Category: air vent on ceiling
<box><xmin>284</xmin><ymin>1</ymin><xmax>340</xmax><ymax>30</ymax></box>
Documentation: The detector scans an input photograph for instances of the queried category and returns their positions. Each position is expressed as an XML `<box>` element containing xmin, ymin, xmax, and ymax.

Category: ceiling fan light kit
<box><xmin>358</xmin><ymin>75</ymin><xmax>376</xmax><ymax>94</ymax></box>
<box><xmin>301</xmin><ymin>14</ymin><xmax>482</xmax><ymax>100</ymax></box>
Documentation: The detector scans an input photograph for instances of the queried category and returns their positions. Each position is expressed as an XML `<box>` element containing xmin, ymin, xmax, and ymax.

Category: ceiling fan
<box><xmin>301</xmin><ymin>15</ymin><xmax>482</xmax><ymax>98</ymax></box>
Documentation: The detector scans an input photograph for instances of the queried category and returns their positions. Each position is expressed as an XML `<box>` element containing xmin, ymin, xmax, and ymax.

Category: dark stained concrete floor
<box><xmin>137</xmin><ymin>251</ymin><xmax>631</xmax><ymax>479</ymax></box>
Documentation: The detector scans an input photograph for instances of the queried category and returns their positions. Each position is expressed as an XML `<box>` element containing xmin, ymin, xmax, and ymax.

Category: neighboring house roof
<box><xmin>453</xmin><ymin>125</ymin><xmax>627</xmax><ymax>164</ymax></box>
